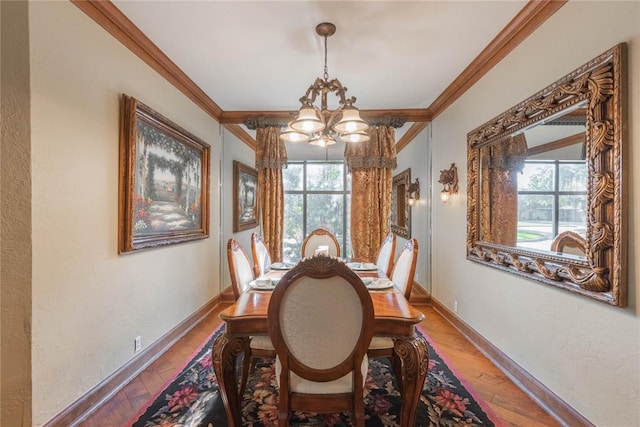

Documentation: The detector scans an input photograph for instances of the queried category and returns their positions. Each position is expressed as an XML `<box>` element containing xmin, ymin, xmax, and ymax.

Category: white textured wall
<box><xmin>431</xmin><ymin>2</ymin><xmax>639</xmax><ymax>425</ymax></box>
<box><xmin>396</xmin><ymin>125</ymin><xmax>431</xmax><ymax>292</ymax></box>
<box><xmin>221</xmin><ymin>128</ymin><xmax>256</xmax><ymax>290</ymax></box>
<box><xmin>29</xmin><ymin>2</ymin><xmax>221</xmax><ymax>425</ymax></box>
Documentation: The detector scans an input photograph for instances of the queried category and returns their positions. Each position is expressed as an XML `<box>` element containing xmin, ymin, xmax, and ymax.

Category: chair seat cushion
<box><xmin>250</xmin><ymin>335</ymin><xmax>274</xmax><ymax>350</ymax></box>
<box><xmin>368</xmin><ymin>336</ymin><xmax>394</xmax><ymax>350</ymax></box>
<box><xmin>275</xmin><ymin>356</ymin><xmax>368</xmax><ymax>394</ymax></box>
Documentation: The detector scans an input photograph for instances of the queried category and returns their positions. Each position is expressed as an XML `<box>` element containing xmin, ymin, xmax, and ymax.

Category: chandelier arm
<box><xmin>298</xmin><ymin>78</ymin><xmax>325</xmax><ymax>107</ymax></box>
<box><xmin>327</xmin><ymin>78</ymin><xmax>352</xmax><ymax>107</ymax></box>
<box><xmin>325</xmin><ymin>107</ymin><xmax>343</xmax><ymax>132</ymax></box>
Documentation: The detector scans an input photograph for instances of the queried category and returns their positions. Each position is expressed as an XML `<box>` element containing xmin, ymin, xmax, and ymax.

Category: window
<box><xmin>517</xmin><ymin>160</ymin><xmax>587</xmax><ymax>251</ymax></box>
<box><xmin>282</xmin><ymin>161</ymin><xmax>351</xmax><ymax>262</ymax></box>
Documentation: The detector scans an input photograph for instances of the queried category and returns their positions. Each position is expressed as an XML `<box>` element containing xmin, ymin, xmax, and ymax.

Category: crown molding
<box><xmin>72</xmin><ymin>0</ymin><xmax>566</xmax><ymax>152</ymax></box>
<box><xmin>397</xmin><ymin>122</ymin><xmax>429</xmax><ymax>152</ymax></box>
<box><xmin>428</xmin><ymin>0</ymin><xmax>567</xmax><ymax>120</ymax></box>
<box><xmin>219</xmin><ymin>108</ymin><xmax>431</xmax><ymax>125</ymax></box>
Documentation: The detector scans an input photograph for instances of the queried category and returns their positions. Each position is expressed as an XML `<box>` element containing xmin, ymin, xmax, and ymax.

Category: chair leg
<box><xmin>392</xmin><ymin>354</ymin><xmax>403</xmax><ymax>393</ymax></box>
<box><xmin>354</xmin><ymin>400</ymin><xmax>365</xmax><ymax>427</ymax></box>
<box><xmin>239</xmin><ymin>353</ymin><xmax>252</xmax><ymax>398</ymax></box>
<box><xmin>279</xmin><ymin>411</ymin><xmax>289</xmax><ymax>427</ymax></box>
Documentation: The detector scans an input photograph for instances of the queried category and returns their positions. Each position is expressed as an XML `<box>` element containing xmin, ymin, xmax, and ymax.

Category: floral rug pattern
<box><xmin>130</xmin><ymin>327</ymin><xmax>498</xmax><ymax>426</ymax></box>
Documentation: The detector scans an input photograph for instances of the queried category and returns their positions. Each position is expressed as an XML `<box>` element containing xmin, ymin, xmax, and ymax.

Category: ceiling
<box><xmin>99</xmin><ymin>1</ymin><xmax>547</xmax><ymax>145</ymax></box>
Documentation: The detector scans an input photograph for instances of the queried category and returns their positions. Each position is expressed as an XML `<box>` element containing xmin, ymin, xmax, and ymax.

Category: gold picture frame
<box><xmin>233</xmin><ymin>161</ymin><xmax>259</xmax><ymax>232</ymax></box>
<box><xmin>391</xmin><ymin>168</ymin><xmax>411</xmax><ymax>239</ymax></box>
<box><xmin>118</xmin><ymin>95</ymin><xmax>210</xmax><ymax>253</ymax></box>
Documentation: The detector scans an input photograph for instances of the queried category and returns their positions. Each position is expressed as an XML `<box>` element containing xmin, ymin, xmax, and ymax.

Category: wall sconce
<box><xmin>438</xmin><ymin>163</ymin><xmax>458</xmax><ymax>203</ymax></box>
<box><xmin>407</xmin><ymin>178</ymin><xmax>420</xmax><ymax>206</ymax></box>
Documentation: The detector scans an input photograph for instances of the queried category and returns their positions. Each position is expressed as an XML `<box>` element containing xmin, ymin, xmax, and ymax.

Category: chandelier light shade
<box><xmin>342</xmin><ymin>130</ymin><xmax>370</xmax><ymax>144</ymax></box>
<box><xmin>280</xmin><ymin>124</ymin><xmax>310</xmax><ymax>143</ymax></box>
<box><xmin>309</xmin><ymin>134</ymin><xmax>337</xmax><ymax>147</ymax></box>
<box><xmin>290</xmin><ymin>107</ymin><xmax>325</xmax><ymax>133</ymax></box>
<box><xmin>280</xmin><ymin>22</ymin><xmax>369</xmax><ymax>146</ymax></box>
<box><xmin>333</xmin><ymin>107</ymin><xmax>368</xmax><ymax>133</ymax></box>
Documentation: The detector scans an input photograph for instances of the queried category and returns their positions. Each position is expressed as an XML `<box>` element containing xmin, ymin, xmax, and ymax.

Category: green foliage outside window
<box><xmin>282</xmin><ymin>162</ymin><xmax>351</xmax><ymax>262</ymax></box>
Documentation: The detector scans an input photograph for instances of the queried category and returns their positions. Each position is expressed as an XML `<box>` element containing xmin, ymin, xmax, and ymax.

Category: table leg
<box><xmin>395</xmin><ymin>335</ymin><xmax>429</xmax><ymax>426</ymax></box>
<box><xmin>212</xmin><ymin>332</ymin><xmax>248</xmax><ymax>426</ymax></box>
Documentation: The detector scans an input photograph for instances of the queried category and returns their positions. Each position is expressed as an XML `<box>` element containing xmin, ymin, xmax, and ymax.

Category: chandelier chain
<box><xmin>323</xmin><ymin>35</ymin><xmax>329</xmax><ymax>82</ymax></box>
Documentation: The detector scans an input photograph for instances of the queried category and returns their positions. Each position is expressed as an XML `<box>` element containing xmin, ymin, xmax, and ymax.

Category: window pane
<box><xmin>306</xmin><ymin>194</ymin><xmax>343</xmax><ymax>241</ymax></box>
<box><xmin>283</xmin><ymin>163</ymin><xmax>303</xmax><ymax>191</ymax></box>
<box><xmin>306</xmin><ymin>163</ymin><xmax>344</xmax><ymax>191</ymax></box>
<box><xmin>559</xmin><ymin>162</ymin><xmax>588</xmax><ymax>192</ymax></box>
<box><xmin>283</xmin><ymin>193</ymin><xmax>303</xmax><ymax>263</ymax></box>
<box><xmin>559</xmin><ymin>195</ymin><xmax>587</xmax><ymax>233</ymax></box>
<box><xmin>518</xmin><ymin>163</ymin><xmax>555</xmax><ymax>192</ymax></box>
<box><xmin>517</xmin><ymin>194</ymin><xmax>554</xmax><ymax>249</ymax></box>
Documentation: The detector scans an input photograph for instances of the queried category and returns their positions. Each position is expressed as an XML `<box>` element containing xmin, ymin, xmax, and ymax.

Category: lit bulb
<box><xmin>440</xmin><ymin>190</ymin><xmax>450</xmax><ymax>203</ymax></box>
<box><xmin>341</xmin><ymin>131</ymin><xmax>370</xmax><ymax>144</ymax></box>
<box><xmin>301</xmin><ymin>121</ymin><xmax>316</xmax><ymax>132</ymax></box>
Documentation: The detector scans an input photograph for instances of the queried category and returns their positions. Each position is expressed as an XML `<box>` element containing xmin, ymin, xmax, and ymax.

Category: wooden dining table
<box><xmin>212</xmin><ymin>265</ymin><xmax>428</xmax><ymax>426</ymax></box>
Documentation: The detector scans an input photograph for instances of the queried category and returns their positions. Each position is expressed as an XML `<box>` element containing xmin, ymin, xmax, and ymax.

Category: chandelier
<box><xmin>280</xmin><ymin>22</ymin><xmax>370</xmax><ymax>147</ymax></box>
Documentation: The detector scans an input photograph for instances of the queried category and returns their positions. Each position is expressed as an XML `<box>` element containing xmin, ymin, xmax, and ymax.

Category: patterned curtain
<box><xmin>345</xmin><ymin>126</ymin><xmax>397</xmax><ymax>262</ymax></box>
<box><xmin>480</xmin><ymin>133</ymin><xmax>528</xmax><ymax>245</ymax></box>
<box><xmin>255</xmin><ymin>127</ymin><xmax>287</xmax><ymax>262</ymax></box>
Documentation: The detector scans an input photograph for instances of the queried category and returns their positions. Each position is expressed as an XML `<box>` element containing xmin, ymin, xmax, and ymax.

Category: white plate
<box><xmin>365</xmin><ymin>278</ymin><xmax>394</xmax><ymax>290</ymax></box>
<box><xmin>347</xmin><ymin>262</ymin><xmax>378</xmax><ymax>271</ymax></box>
<box><xmin>271</xmin><ymin>262</ymin><xmax>295</xmax><ymax>270</ymax></box>
<box><xmin>249</xmin><ymin>279</ymin><xmax>276</xmax><ymax>290</ymax></box>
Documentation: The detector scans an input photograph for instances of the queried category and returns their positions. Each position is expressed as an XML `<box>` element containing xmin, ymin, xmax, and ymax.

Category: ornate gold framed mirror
<box><xmin>466</xmin><ymin>43</ymin><xmax>627</xmax><ymax>306</ymax></box>
<box><xmin>391</xmin><ymin>168</ymin><xmax>411</xmax><ymax>239</ymax></box>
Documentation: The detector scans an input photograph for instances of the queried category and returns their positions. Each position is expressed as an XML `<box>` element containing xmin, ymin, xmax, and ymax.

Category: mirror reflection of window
<box><xmin>516</xmin><ymin>161</ymin><xmax>587</xmax><ymax>254</ymax></box>
<box><xmin>478</xmin><ymin>104</ymin><xmax>589</xmax><ymax>252</ymax></box>
<box><xmin>515</xmin><ymin>108</ymin><xmax>587</xmax><ymax>255</ymax></box>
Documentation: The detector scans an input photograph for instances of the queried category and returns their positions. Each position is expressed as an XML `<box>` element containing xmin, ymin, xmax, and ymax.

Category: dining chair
<box><xmin>367</xmin><ymin>237</ymin><xmax>418</xmax><ymax>391</ymax></box>
<box><xmin>301</xmin><ymin>228</ymin><xmax>341</xmax><ymax>258</ymax></box>
<box><xmin>390</xmin><ymin>237</ymin><xmax>419</xmax><ymax>299</ymax></box>
<box><xmin>226</xmin><ymin>238</ymin><xmax>275</xmax><ymax>396</ymax></box>
<box><xmin>250</xmin><ymin>232</ymin><xmax>272</xmax><ymax>277</ymax></box>
<box><xmin>267</xmin><ymin>256</ymin><xmax>374</xmax><ymax>427</ymax></box>
<box><xmin>375</xmin><ymin>232</ymin><xmax>397</xmax><ymax>277</ymax></box>
<box><xmin>551</xmin><ymin>231</ymin><xmax>587</xmax><ymax>256</ymax></box>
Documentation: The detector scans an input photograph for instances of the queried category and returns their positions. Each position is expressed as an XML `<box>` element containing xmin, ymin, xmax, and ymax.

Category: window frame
<box><xmin>517</xmin><ymin>159</ymin><xmax>588</xmax><ymax>239</ymax></box>
<box><xmin>283</xmin><ymin>160</ymin><xmax>351</xmax><ymax>261</ymax></box>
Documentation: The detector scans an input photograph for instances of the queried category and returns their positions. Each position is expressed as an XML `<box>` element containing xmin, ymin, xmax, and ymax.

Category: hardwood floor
<box><xmin>79</xmin><ymin>304</ymin><xmax>560</xmax><ymax>426</ymax></box>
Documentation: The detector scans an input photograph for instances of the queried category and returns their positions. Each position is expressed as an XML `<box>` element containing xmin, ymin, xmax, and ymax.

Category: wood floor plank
<box><xmin>137</xmin><ymin>369</ymin><xmax>167</xmax><ymax>397</ymax></box>
<box><xmin>79</xmin><ymin>304</ymin><xmax>562</xmax><ymax>426</ymax></box>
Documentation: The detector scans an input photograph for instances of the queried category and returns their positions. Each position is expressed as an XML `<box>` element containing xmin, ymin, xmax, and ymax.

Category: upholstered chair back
<box><xmin>551</xmin><ymin>231</ymin><xmax>587</xmax><ymax>256</ymax></box>
<box><xmin>251</xmin><ymin>232</ymin><xmax>272</xmax><ymax>277</ymax></box>
<box><xmin>391</xmin><ymin>238</ymin><xmax>419</xmax><ymax>299</ymax></box>
<box><xmin>267</xmin><ymin>256</ymin><xmax>373</xmax><ymax>426</ymax></box>
<box><xmin>227</xmin><ymin>239</ymin><xmax>255</xmax><ymax>300</ymax></box>
<box><xmin>301</xmin><ymin>228</ymin><xmax>340</xmax><ymax>258</ymax></box>
<box><xmin>375</xmin><ymin>232</ymin><xmax>397</xmax><ymax>277</ymax></box>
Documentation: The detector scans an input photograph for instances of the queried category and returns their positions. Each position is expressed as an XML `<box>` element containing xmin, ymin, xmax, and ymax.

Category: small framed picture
<box><xmin>233</xmin><ymin>161</ymin><xmax>259</xmax><ymax>232</ymax></box>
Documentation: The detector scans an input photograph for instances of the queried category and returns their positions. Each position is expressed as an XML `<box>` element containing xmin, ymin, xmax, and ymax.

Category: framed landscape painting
<box><xmin>233</xmin><ymin>161</ymin><xmax>259</xmax><ymax>232</ymax></box>
<box><xmin>119</xmin><ymin>95</ymin><xmax>210</xmax><ymax>253</ymax></box>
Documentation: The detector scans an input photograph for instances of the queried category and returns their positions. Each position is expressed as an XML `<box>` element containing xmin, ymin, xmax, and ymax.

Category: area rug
<box><xmin>129</xmin><ymin>325</ymin><xmax>502</xmax><ymax>427</ymax></box>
